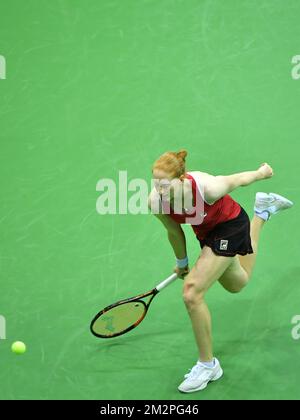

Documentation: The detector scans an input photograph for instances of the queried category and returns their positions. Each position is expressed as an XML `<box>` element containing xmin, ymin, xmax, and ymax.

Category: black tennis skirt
<box><xmin>198</xmin><ymin>207</ymin><xmax>254</xmax><ymax>257</ymax></box>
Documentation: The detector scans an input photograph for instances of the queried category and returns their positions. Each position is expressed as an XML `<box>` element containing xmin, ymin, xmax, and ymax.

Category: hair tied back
<box><xmin>177</xmin><ymin>149</ymin><xmax>188</xmax><ymax>162</ymax></box>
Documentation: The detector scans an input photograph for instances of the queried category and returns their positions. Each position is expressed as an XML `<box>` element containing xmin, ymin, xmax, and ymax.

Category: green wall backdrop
<box><xmin>0</xmin><ymin>0</ymin><xmax>299</xmax><ymax>400</ymax></box>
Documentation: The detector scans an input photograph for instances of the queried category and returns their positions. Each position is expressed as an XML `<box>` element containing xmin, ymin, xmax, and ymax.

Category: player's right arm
<box><xmin>199</xmin><ymin>163</ymin><xmax>274</xmax><ymax>205</ymax></box>
<box><xmin>148</xmin><ymin>188</ymin><xmax>189</xmax><ymax>279</ymax></box>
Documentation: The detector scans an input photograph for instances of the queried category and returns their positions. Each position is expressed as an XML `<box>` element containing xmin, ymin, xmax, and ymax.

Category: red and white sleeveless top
<box><xmin>161</xmin><ymin>171</ymin><xmax>241</xmax><ymax>240</ymax></box>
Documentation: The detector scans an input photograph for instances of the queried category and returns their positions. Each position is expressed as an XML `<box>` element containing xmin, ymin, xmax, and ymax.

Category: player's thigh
<box><xmin>218</xmin><ymin>255</ymin><xmax>249</xmax><ymax>293</ymax></box>
<box><xmin>184</xmin><ymin>246</ymin><xmax>234</xmax><ymax>295</ymax></box>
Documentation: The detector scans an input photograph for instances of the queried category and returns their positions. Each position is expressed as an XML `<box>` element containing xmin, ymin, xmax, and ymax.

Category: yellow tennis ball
<box><xmin>11</xmin><ymin>341</ymin><xmax>26</xmax><ymax>355</ymax></box>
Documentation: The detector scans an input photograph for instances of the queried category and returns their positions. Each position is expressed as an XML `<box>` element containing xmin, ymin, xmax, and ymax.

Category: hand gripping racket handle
<box><xmin>155</xmin><ymin>273</ymin><xmax>178</xmax><ymax>293</ymax></box>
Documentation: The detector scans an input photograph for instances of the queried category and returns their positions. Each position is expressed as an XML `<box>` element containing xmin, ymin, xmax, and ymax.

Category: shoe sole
<box><xmin>178</xmin><ymin>368</ymin><xmax>224</xmax><ymax>393</ymax></box>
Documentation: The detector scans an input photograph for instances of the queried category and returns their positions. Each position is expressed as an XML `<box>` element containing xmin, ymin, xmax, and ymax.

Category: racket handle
<box><xmin>155</xmin><ymin>273</ymin><xmax>178</xmax><ymax>292</ymax></box>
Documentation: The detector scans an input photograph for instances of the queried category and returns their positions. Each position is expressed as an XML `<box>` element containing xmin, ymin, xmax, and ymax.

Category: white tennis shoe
<box><xmin>178</xmin><ymin>358</ymin><xmax>223</xmax><ymax>393</ymax></box>
<box><xmin>254</xmin><ymin>192</ymin><xmax>294</xmax><ymax>221</ymax></box>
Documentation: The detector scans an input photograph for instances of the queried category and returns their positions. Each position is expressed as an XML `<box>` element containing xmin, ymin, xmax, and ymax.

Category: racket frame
<box><xmin>90</xmin><ymin>273</ymin><xmax>178</xmax><ymax>339</ymax></box>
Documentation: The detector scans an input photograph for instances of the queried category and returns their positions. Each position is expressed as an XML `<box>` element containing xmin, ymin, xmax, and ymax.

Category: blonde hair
<box><xmin>152</xmin><ymin>149</ymin><xmax>188</xmax><ymax>178</ymax></box>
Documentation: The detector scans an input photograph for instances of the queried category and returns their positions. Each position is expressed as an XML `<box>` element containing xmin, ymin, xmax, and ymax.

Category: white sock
<box><xmin>199</xmin><ymin>359</ymin><xmax>215</xmax><ymax>368</ymax></box>
<box><xmin>255</xmin><ymin>210</ymin><xmax>269</xmax><ymax>221</ymax></box>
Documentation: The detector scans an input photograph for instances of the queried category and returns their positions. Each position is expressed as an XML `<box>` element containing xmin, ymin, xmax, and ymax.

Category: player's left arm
<box><xmin>204</xmin><ymin>163</ymin><xmax>274</xmax><ymax>204</ymax></box>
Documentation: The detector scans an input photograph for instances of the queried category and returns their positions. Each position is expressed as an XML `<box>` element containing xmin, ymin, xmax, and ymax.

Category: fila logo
<box><xmin>220</xmin><ymin>240</ymin><xmax>229</xmax><ymax>250</ymax></box>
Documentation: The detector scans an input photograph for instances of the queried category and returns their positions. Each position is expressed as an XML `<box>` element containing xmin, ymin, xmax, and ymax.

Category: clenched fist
<box><xmin>257</xmin><ymin>163</ymin><xmax>274</xmax><ymax>180</ymax></box>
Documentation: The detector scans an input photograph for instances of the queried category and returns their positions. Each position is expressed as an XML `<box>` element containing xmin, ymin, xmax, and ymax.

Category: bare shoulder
<box><xmin>187</xmin><ymin>170</ymin><xmax>216</xmax><ymax>205</ymax></box>
<box><xmin>187</xmin><ymin>170</ymin><xmax>214</xmax><ymax>183</ymax></box>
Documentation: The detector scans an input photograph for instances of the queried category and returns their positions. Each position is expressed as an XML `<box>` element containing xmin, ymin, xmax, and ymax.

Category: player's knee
<box><xmin>183</xmin><ymin>278</ymin><xmax>206</xmax><ymax>308</ymax></box>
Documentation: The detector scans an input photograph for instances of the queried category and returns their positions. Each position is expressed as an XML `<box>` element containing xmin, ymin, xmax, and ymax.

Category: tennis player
<box><xmin>148</xmin><ymin>150</ymin><xmax>293</xmax><ymax>393</ymax></box>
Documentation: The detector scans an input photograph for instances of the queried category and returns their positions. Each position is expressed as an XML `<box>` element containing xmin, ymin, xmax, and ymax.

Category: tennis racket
<box><xmin>90</xmin><ymin>272</ymin><xmax>178</xmax><ymax>339</ymax></box>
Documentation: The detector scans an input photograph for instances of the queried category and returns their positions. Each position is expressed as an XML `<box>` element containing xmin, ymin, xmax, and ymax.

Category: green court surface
<box><xmin>0</xmin><ymin>0</ymin><xmax>300</xmax><ymax>400</ymax></box>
